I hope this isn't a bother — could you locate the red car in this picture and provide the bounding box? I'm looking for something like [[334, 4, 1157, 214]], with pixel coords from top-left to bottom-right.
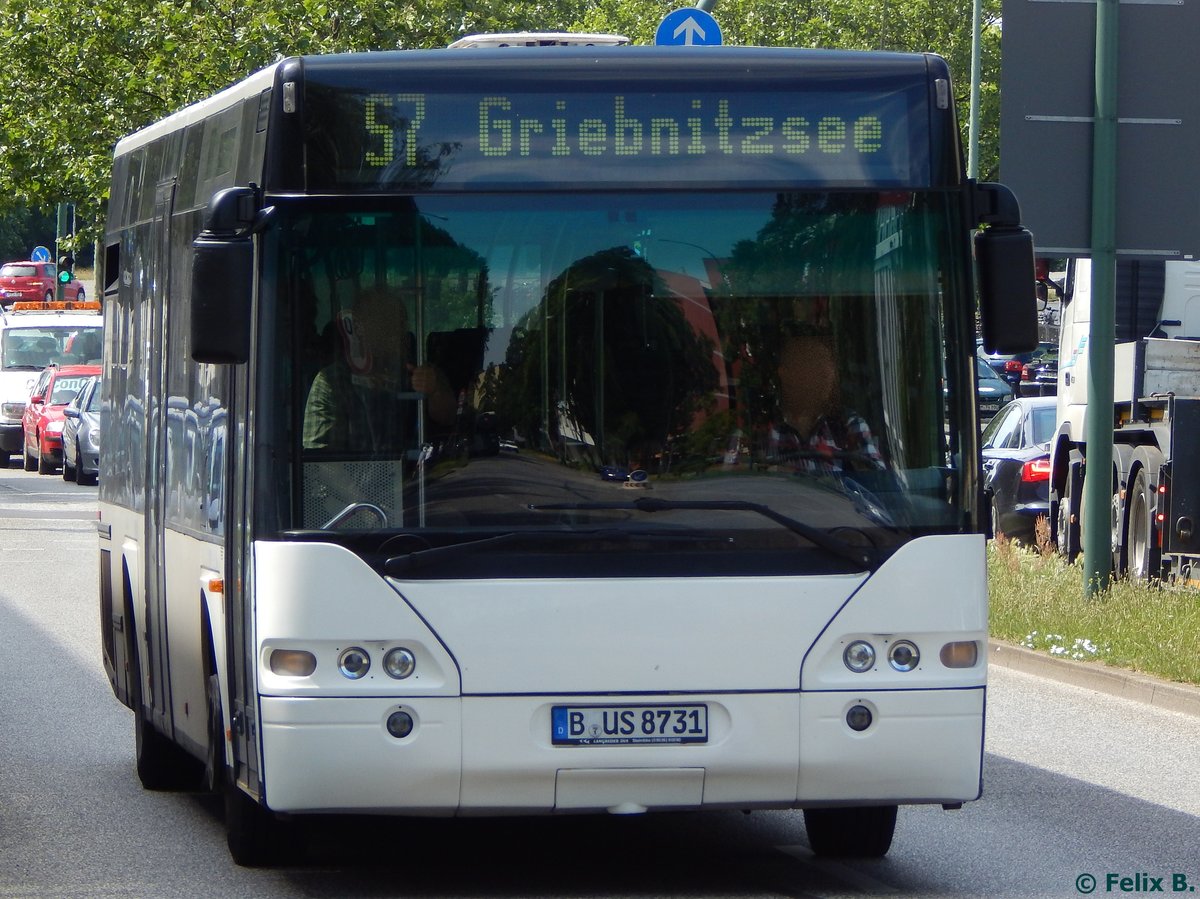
[[0, 261, 87, 307], [21, 364, 101, 473]]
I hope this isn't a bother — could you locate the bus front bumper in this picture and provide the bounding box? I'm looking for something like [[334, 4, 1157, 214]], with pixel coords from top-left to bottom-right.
[[257, 687, 984, 814]]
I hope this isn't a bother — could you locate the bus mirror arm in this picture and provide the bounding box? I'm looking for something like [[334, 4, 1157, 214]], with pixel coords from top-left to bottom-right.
[[973, 182, 1039, 355], [202, 185, 264, 238]]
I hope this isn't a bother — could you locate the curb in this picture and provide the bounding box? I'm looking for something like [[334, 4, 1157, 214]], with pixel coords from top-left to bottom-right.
[[988, 640, 1200, 718]]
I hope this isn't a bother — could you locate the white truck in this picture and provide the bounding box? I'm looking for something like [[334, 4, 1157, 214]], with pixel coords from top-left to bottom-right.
[[1050, 257, 1200, 580], [0, 304, 103, 468]]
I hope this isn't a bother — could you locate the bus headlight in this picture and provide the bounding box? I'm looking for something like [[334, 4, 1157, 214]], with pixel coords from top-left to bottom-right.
[[338, 647, 371, 679], [887, 640, 920, 672], [383, 647, 416, 679], [843, 640, 876, 672]]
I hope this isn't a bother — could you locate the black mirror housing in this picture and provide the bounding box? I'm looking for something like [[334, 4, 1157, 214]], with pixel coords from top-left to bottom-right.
[[189, 187, 260, 364], [973, 182, 1038, 354]]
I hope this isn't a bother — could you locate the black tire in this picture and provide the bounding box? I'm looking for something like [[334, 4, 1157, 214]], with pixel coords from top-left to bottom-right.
[[0, 451, 9, 468], [63, 450, 76, 481], [1056, 470, 1081, 563], [127, 603, 201, 791], [804, 805, 898, 858], [76, 288, 85, 302], [36, 439, 52, 475], [79, 466, 97, 486], [22, 444, 36, 471], [43, 290, 53, 303], [1127, 468, 1159, 581], [208, 671, 286, 865]]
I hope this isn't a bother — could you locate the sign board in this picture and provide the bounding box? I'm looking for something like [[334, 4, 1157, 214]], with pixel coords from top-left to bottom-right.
[[1000, 0, 1200, 259], [31, 246, 50, 262], [655, 8, 722, 46]]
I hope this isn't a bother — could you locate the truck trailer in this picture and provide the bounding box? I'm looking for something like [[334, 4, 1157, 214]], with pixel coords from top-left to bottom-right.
[[1051, 257, 1200, 581]]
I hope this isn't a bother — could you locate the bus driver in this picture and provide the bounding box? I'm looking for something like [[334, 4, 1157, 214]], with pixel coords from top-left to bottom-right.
[[302, 286, 456, 452]]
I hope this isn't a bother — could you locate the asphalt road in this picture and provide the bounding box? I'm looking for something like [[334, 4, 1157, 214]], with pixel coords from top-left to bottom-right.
[[1, 464, 1197, 897]]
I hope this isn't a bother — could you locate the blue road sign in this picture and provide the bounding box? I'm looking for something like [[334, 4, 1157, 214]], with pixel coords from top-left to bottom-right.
[[31, 245, 51, 262], [655, 8, 722, 46]]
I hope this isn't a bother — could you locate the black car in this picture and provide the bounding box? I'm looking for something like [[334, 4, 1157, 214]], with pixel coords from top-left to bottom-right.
[[979, 341, 1057, 389], [981, 396, 1057, 542], [1017, 346, 1058, 397]]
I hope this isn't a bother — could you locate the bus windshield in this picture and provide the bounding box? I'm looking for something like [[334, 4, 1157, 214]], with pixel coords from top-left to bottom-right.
[[262, 189, 967, 576]]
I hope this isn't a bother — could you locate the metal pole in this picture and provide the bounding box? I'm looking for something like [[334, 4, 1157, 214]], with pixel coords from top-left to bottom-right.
[[967, 0, 983, 179], [1083, 0, 1119, 595], [695, 0, 717, 10], [55, 202, 69, 301]]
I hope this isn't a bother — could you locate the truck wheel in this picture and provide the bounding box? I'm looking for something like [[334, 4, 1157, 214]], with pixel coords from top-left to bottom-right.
[[803, 805, 897, 857], [1127, 469, 1159, 580], [1057, 472, 1081, 563]]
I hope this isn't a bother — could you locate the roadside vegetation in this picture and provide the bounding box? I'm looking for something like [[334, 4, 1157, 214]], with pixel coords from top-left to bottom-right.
[[988, 519, 1200, 686]]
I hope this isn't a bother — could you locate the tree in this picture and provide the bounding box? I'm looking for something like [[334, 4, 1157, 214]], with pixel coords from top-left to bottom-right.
[[0, 0, 1001, 248]]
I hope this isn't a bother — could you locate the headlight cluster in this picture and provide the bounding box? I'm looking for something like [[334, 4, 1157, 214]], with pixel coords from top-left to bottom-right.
[[1, 402, 24, 421], [268, 645, 419, 680], [47, 420, 64, 434], [842, 638, 979, 673]]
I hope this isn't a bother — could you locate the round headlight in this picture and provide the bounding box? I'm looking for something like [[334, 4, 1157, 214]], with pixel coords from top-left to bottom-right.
[[383, 647, 416, 679], [337, 647, 371, 679], [843, 640, 876, 673], [888, 640, 921, 672]]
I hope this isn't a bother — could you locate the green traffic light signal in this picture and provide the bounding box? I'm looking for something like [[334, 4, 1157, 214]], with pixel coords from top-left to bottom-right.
[[59, 270, 72, 283]]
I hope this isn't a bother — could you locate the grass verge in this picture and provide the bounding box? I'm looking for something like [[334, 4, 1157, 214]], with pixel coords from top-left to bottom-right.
[[988, 524, 1200, 686]]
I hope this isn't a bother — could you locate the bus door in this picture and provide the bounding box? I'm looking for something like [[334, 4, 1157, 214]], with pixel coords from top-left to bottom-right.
[[142, 178, 177, 735]]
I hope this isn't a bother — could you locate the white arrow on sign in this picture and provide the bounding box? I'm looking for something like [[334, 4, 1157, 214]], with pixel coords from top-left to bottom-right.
[[673, 16, 708, 45]]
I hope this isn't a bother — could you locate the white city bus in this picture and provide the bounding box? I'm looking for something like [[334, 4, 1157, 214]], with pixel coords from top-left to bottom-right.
[[97, 37, 1036, 865]]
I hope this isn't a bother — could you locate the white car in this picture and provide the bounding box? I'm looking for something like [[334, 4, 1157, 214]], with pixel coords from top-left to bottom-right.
[[0, 307, 103, 467]]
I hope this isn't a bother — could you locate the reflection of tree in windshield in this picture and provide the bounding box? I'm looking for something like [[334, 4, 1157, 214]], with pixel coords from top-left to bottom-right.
[[495, 247, 717, 471]]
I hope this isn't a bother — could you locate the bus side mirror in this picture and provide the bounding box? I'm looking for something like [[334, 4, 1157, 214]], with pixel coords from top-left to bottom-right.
[[190, 187, 260, 364], [974, 182, 1038, 354]]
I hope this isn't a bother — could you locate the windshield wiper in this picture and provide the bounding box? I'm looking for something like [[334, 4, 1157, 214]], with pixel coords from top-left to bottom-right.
[[527, 497, 875, 569], [383, 527, 725, 575]]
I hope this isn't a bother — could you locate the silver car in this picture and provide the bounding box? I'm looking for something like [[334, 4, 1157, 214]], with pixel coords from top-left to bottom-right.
[[62, 374, 100, 485]]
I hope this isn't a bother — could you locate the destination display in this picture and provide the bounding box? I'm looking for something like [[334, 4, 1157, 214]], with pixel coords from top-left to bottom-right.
[[303, 84, 925, 189]]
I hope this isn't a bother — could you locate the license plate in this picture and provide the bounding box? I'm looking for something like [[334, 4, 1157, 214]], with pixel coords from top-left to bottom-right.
[[980, 402, 999, 412], [552, 704, 708, 745]]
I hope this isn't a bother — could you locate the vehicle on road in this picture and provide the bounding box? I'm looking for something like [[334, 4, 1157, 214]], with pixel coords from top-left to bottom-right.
[[979, 341, 1056, 388], [62, 374, 101, 485], [22, 363, 101, 474], [976, 357, 1014, 422], [0, 306, 103, 467], [97, 37, 1036, 865], [1018, 346, 1057, 397], [1051, 257, 1200, 581], [981, 395, 1056, 543], [0, 261, 87, 307]]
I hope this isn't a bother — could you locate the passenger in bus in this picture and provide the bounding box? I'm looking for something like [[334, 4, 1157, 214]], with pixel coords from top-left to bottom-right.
[[302, 286, 457, 452], [771, 333, 884, 474]]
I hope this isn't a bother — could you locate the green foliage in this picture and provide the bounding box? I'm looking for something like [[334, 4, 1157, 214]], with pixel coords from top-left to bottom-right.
[[0, 0, 1001, 245], [988, 536, 1200, 686]]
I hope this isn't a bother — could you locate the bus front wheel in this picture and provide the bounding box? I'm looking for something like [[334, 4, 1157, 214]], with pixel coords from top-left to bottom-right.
[[128, 600, 199, 790], [803, 805, 897, 858]]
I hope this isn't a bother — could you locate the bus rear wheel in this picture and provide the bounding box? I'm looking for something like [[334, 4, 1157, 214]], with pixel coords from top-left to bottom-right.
[[803, 805, 897, 857]]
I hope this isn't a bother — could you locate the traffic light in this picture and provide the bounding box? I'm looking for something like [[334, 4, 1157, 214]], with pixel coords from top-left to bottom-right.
[[57, 253, 75, 283]]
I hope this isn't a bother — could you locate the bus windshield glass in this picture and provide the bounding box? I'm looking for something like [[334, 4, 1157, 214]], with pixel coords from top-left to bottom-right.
[[263, 189, 967, 577]]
